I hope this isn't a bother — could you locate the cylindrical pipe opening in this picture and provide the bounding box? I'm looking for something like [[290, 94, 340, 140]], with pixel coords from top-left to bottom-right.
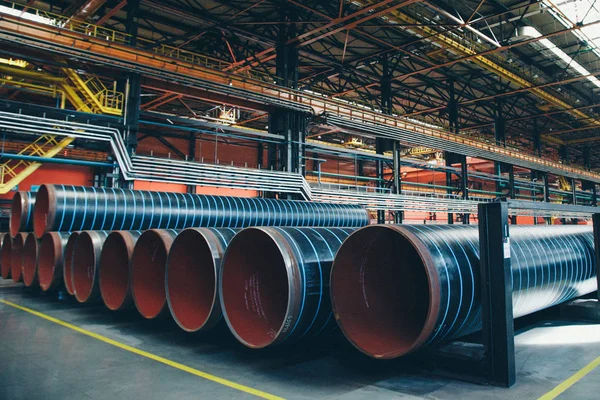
[[63, 232, 79, 296], [166, 229, 221, 332], [1, 234, 13, 279], [131, 230, 175, 319], [11, 233, 27, 283], [220, 228, 289, 349], [0, 235, 12, 279], [99, 231, 138, 311], [330, 226, 436, 359], [33, 184, 55, 239], [22, 233, 40, 288], [10, 192, 27, 238], [72, 231, 105, 303], [38, 232, 67, 292]]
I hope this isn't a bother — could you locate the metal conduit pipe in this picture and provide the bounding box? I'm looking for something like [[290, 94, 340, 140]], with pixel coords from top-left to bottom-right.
[[330, 225, 598, 359], [10, 191, 36, 238], [72, 231, 109, 303], [99, 231, 142, 311], [131, 229, 179, 319], [62, 233, 79, 296], [0, 233, 11, 279], [11, 233, 27, 283], [38, 232, 70, 292], [166, 228, 238, 332], [220, 227, 355, 349], [22, 233, 41, 288], [33, 184, 368, 238]]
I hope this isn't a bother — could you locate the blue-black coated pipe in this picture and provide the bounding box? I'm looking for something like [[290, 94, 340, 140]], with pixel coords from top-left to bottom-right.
[[33, 184, 369, 238], [166, 228, 238, 332], [72, 231, 109, 303], [331, 224, 597, 359], [220, 227, 355, 349], [10, 191, 36, 238], [99, 230, 142, 311]]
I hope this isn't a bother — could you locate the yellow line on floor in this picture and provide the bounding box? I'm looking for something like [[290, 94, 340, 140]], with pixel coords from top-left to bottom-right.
[[538, 355, 600, 400], [0, 299, 285, 400]]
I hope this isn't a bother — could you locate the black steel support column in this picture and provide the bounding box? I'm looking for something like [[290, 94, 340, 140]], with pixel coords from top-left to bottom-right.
[[187, 132, 196, 193], [269, 1, 304, 183], [543, 173, 550, 203], [594, 213, 600, 302], [257, 142, 264, 169], [508, 165, 517, 224], [478, 202, 516, 388], [494, 100, 506, 195], [448, 79, 459, 135], [572, 178, 577, 205], [393, 140, 403, 224], [124, 0, 141, 156], [376, 138, 386, 224], [445, 152, 454, 224], [460, 155, 469, 224], [594, 185, 598, 207]]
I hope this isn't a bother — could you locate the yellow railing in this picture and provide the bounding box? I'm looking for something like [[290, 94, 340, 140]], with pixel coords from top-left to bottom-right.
[[0, 134, 75, 193], [62, 68, 123, 115]]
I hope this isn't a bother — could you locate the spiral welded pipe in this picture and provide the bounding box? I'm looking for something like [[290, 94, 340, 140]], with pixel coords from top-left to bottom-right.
[[131, 229, 179, 319], [22, 233, 41, 288], [166, 228, 238, 332], [0, 233, 9, 279], [72, 231, 109, 303], [11, 233, 27, 283], [38, 232, 70, 292], [330, 224, 598, 359], [62, 232, 79, 295], [32, 184, 369, 238], [220, 227, 355, 349], [99, 230, 142, 311], [10, 191, 36, 238]]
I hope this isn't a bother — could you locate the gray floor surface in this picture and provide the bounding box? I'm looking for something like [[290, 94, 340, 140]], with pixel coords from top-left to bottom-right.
[[0, 278, 599, 400]]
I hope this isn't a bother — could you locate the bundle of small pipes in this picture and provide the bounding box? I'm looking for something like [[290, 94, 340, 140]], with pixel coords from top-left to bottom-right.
[[2, 184, 597, 359]]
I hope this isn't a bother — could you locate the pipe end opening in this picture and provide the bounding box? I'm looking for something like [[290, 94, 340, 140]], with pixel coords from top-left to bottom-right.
[[221, 228, 289, 349], [100, 232, 133, 311], [331, 226, 431, 359]]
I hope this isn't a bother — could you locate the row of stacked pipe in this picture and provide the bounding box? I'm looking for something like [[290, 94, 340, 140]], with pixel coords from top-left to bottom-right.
[[1, 184, 598, 359]]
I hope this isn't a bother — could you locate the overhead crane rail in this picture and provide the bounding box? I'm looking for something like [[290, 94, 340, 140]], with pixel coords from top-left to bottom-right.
[[0, 4, 599, 182]]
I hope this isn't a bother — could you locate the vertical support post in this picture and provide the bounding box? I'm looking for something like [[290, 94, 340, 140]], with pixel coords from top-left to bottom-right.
[[445, 152, 454, 224], [572, 178, 577, 205], [376, 138, 386, 224], [543, 173, 550, 203], [593, 185, 598, 207], [257, 142, 264, 168], [478, 202, 516, 388], [187, 132, 196, 194], [393, 140, 403, 224], [593, 213, 600, 302], [460, 155, 469, 224], [533, 121, 542, 157], [508, 165, 517, 224]]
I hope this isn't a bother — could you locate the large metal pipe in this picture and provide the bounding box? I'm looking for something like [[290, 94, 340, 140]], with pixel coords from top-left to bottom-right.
[[99, 230, 142, 311], [38, 232, 70, 292], [11, 233, 27, 283], [1, 233, 11, 279], [10, 191, 36, 238], [22, 233, 41, 288], [131, 229, 179, 319], [220, 227, 355, 349], [33, 184, 369, 238], [62, 232, 79, 295], [72, 231, 109, 303], [330, 225, 597, 359], [166, 228, 238, 332]]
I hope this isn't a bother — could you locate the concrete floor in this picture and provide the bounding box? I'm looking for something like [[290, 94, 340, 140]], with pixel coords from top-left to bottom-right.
[[0, 278, 599, 400]]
